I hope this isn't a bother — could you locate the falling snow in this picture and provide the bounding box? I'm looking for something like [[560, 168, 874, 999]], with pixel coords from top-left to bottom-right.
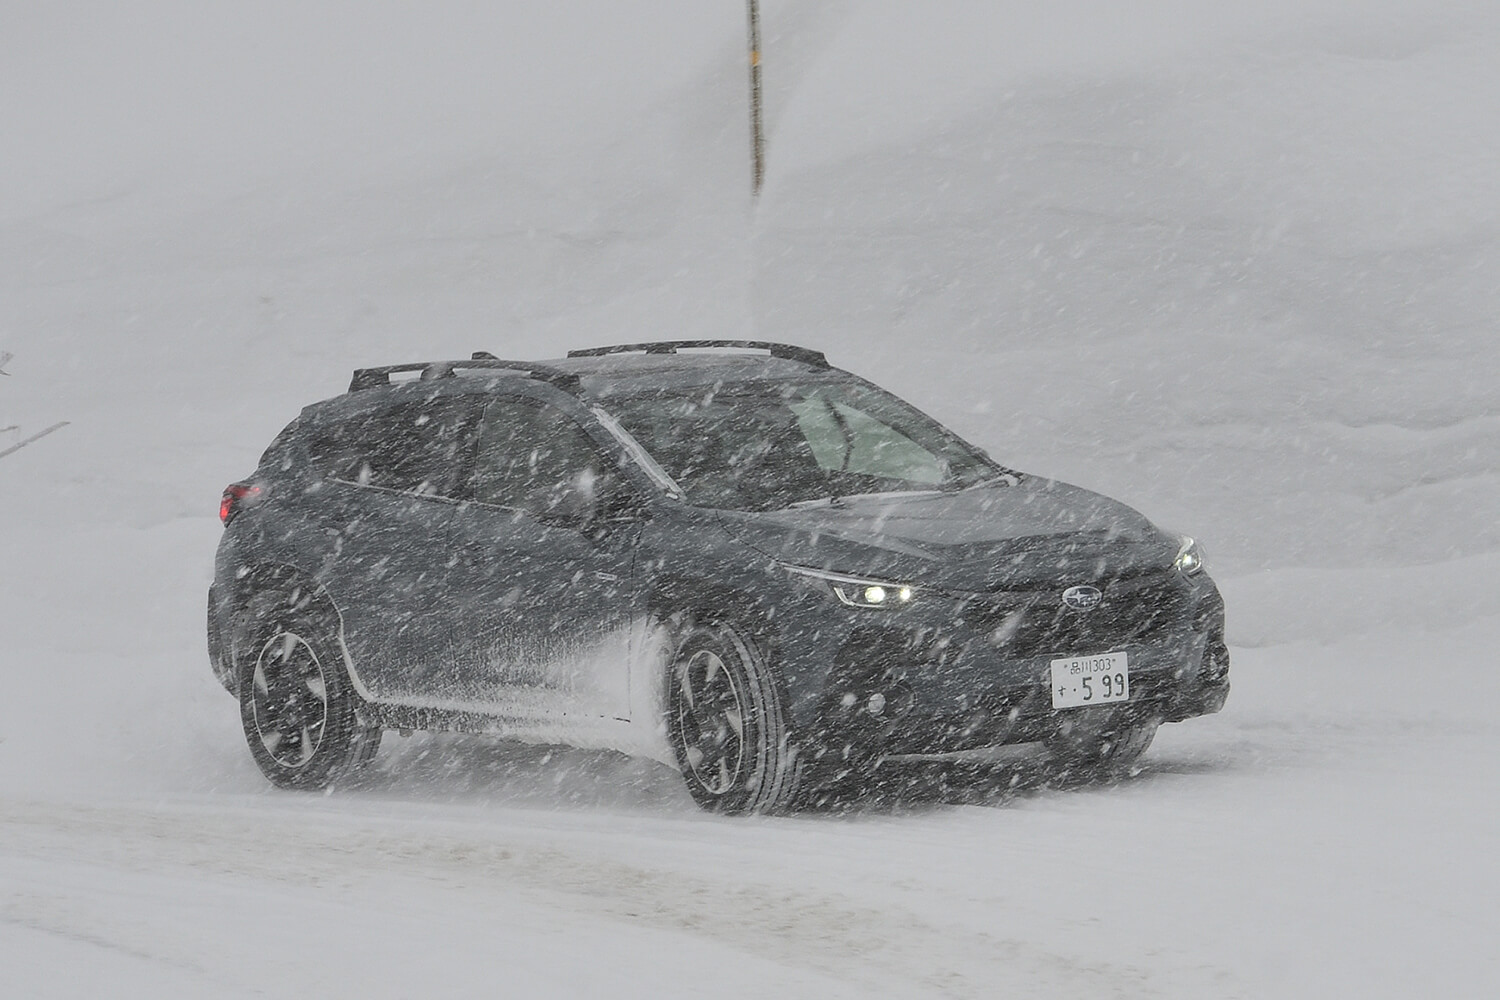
[[2, 2, 1498, 997]]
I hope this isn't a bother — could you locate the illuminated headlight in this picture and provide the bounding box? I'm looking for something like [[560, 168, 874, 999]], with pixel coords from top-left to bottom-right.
[[782, 565, 916, 608], [1174, 536, 1205, 576]]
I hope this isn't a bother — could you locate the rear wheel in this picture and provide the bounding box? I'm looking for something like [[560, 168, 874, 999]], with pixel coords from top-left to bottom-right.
[[239, 594, 380, 790], [667, 623, 804, 814]]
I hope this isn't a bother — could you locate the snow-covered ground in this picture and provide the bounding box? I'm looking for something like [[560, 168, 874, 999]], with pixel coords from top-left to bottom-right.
[[3, 2, 1497, 996]]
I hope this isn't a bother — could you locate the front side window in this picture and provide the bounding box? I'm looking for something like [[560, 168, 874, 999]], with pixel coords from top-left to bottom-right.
[[470, 398, 609, 520], [603, 379, 998, 511]]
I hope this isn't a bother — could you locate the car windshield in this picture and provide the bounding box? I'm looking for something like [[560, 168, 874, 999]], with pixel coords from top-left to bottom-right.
[[602, 378, 1002, 511]]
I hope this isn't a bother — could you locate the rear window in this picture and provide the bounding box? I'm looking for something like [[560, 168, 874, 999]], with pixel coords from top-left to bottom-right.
[[257, 418, 302, 473]]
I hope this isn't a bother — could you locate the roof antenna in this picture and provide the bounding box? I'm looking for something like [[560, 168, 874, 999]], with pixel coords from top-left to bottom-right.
[[472, 351, 498, 360]]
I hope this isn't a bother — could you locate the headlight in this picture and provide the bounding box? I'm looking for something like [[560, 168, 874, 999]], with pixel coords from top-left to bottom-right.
[[1174, 536, 1205, 575], [781, 564, 916, 608]]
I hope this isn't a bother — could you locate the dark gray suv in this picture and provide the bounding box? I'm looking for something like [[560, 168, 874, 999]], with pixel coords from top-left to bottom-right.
[[208, 341, 1228, 813]]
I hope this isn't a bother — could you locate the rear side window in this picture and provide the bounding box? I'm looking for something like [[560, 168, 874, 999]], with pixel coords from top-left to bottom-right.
[[310, 396, 478, 497]]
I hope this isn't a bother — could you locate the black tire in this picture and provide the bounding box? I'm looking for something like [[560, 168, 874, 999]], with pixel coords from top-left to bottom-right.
[[666, 622, 804, 815], [238, 593, 380, 790], [1046, 708, 1158, 774]]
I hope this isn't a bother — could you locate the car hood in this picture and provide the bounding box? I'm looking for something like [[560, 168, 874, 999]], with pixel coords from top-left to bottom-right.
[[714, 477, 1179, 591]]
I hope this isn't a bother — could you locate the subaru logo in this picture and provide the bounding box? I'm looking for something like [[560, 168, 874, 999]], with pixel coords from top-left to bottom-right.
[[1061, 585, 1102, 611]]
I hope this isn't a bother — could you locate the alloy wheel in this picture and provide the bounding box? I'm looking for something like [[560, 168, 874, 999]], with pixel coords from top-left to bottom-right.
[[677, 648, 748, 795], [250, 630, 330, 769]]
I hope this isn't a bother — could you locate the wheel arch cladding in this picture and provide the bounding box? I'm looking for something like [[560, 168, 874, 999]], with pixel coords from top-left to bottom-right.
[[226, 563, 348, 688], [647, 573, 818, 736]]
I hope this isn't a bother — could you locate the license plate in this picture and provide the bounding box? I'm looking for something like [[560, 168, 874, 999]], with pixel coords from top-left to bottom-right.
[[1050, 651, 1129, 709]]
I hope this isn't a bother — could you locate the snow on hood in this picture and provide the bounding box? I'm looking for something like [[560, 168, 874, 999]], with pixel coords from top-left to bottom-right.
[[715, 477, 1176, 591]]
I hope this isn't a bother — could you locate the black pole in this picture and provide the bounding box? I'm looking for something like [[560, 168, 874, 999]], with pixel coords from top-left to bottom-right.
[[748, 0, 764, 197]]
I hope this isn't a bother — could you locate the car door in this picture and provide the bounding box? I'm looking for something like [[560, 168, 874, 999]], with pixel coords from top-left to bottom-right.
[[444, 393, 645, 721], [303, 390, 481, 702]]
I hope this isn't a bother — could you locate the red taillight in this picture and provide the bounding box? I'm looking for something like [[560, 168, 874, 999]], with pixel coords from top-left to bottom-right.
[[219, 483, 262, 525]]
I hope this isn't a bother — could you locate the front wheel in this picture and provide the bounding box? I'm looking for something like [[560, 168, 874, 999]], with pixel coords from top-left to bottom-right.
[[239, 595, 380, 790], [667, 623, 804, 815]]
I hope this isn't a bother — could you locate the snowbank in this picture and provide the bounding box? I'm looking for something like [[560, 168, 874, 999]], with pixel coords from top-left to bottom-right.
[[5, 2, 1496, 643]]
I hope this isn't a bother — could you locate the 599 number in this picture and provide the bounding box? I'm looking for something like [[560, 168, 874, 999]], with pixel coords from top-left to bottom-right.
[[1081, 672, 1127, 701], [1049, 652, 1131, 709]]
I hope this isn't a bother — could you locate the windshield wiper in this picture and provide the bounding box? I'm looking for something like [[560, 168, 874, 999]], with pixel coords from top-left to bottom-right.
[[785, 489, 949, 510], [940, 469, 1020, 492]]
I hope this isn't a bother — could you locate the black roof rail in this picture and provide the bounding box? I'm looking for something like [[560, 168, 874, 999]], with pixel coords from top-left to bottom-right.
[[348, 358, 581, 393], [566, 340, 829, 369]]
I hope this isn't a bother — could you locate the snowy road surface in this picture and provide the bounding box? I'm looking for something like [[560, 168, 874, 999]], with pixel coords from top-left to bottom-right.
[[4, 610, 1496, 999]]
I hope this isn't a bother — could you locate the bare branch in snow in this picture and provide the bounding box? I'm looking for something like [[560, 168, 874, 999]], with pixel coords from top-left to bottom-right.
[[0, 421, 68, 460]]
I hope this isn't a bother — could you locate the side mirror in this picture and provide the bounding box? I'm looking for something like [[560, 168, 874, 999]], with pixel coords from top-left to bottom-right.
[[591, 467, 647, 523]]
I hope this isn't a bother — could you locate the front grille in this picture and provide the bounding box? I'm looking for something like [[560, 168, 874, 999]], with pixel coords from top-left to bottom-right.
[[964, 573, 1194, 658]]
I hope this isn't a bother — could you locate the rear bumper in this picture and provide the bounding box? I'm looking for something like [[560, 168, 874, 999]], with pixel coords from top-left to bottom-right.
[[206, 582, 237, 695]]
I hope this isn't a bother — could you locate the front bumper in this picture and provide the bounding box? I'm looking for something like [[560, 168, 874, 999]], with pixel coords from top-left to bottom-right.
[[778, 571, 1229, 759]]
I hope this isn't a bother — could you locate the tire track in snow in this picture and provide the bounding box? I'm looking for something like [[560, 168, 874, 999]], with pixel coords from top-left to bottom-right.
[[0, 797, 1174, 999]]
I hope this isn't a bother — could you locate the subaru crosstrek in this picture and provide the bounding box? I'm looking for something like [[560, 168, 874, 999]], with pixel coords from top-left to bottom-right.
[[208, 341, 1228, 813]]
